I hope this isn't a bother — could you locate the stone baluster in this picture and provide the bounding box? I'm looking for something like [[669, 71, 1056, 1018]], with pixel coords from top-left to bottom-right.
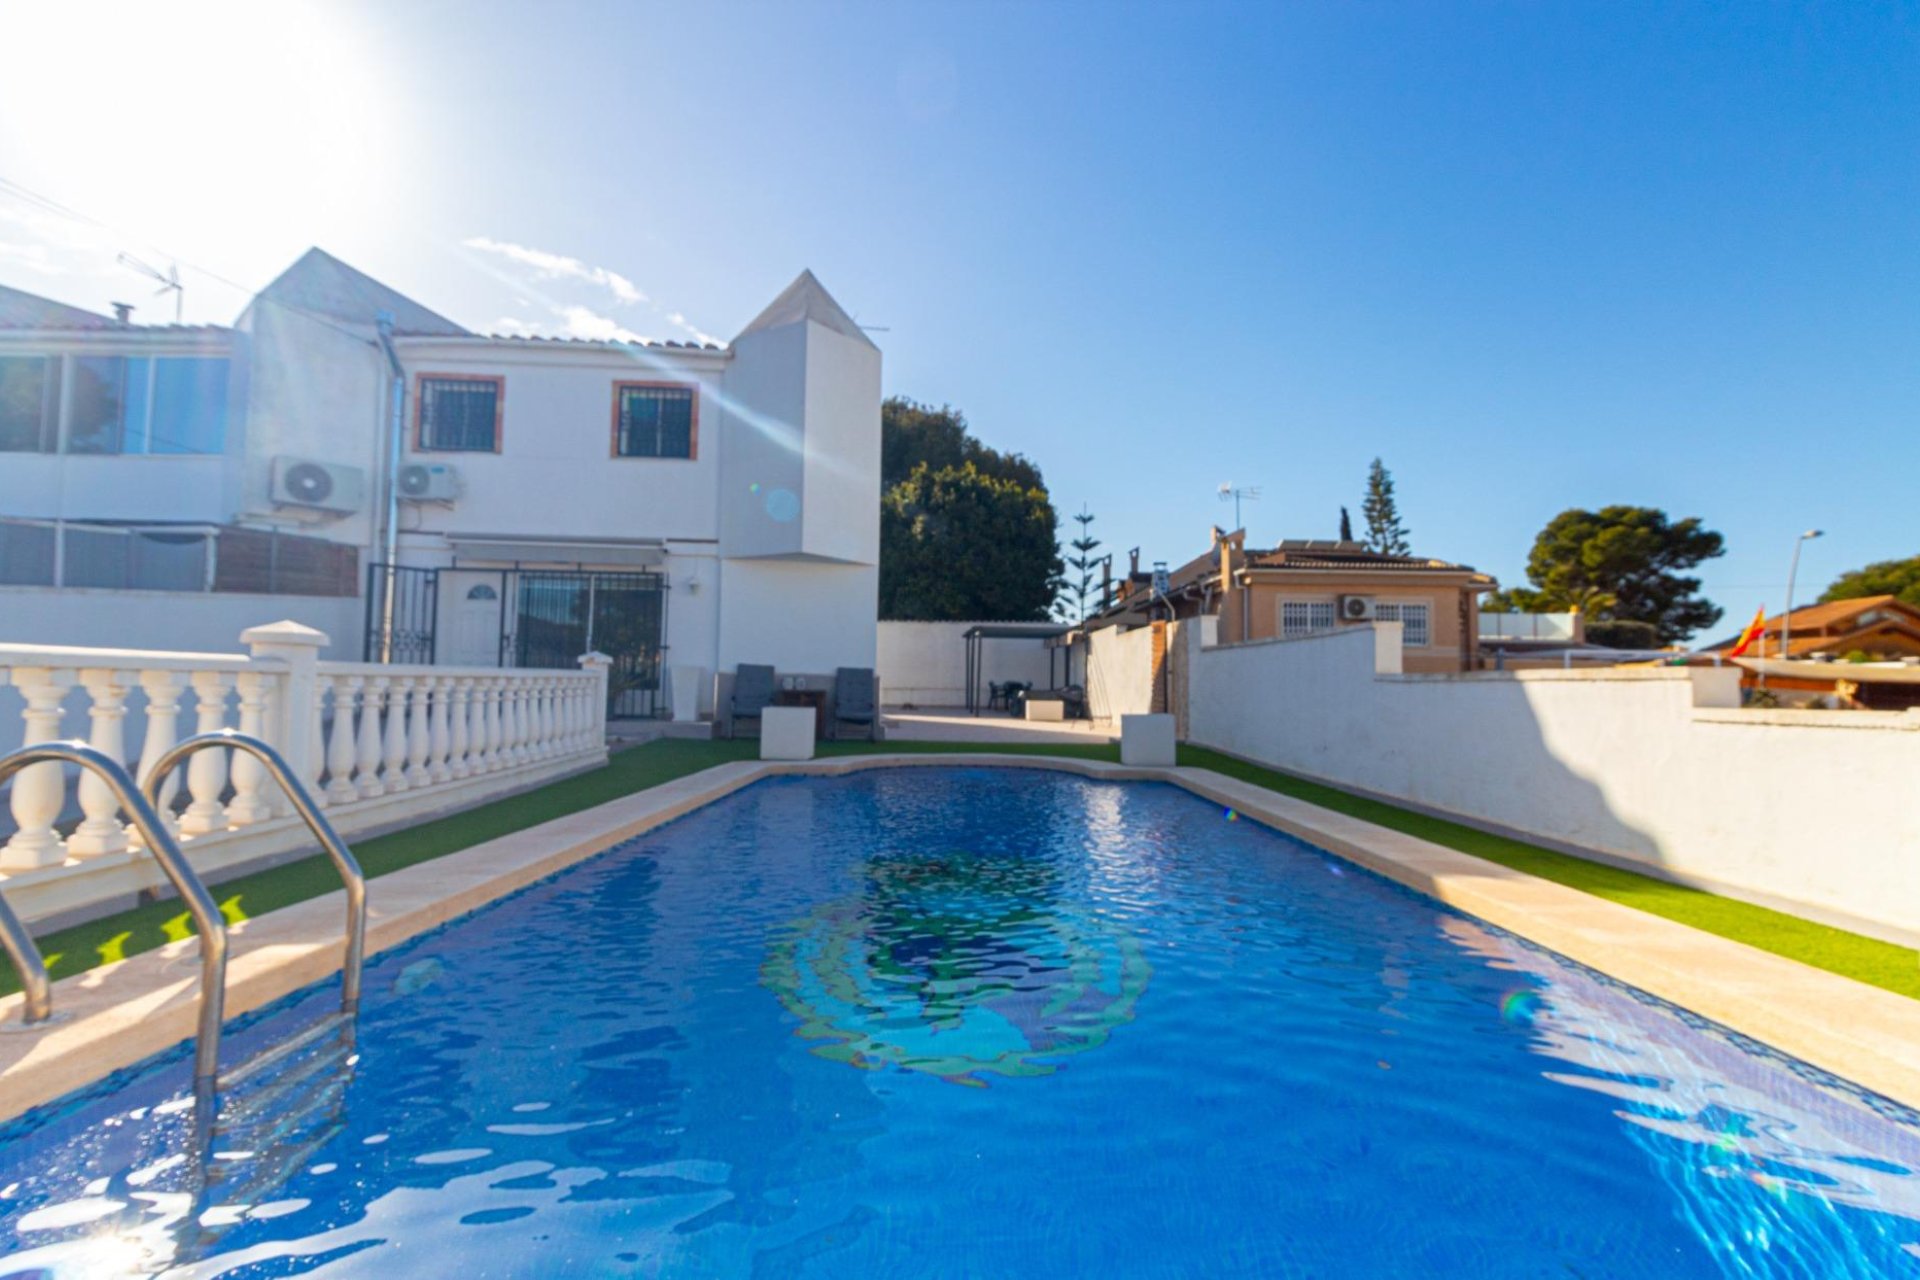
[[509, 681, 530, 765], [325, 676, 361, 805], [554, 678, 573, 754], [448, 678, 472, 780], [415, 676, 442, 788], [226, 671, 274, 826], [180, 671, 232, 836], [67, 669, 133, 857], [2, 667, 73, 870], [528, 678, 548, 759], [381, 676, 412, 794], [135, 669, 186, 839], [519, 679, 537, 761], [497, 680, 517, 768], [568, 678, 586, 752], [356, 676, 388, 799], [482, 678, 504, 773], [428, 675, 453, 786], [308, 682, 330, 809], [542, 677, 560, 756]]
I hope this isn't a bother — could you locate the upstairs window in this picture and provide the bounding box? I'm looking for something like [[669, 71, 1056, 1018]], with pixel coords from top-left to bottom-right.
[[613, 383, 696, 459], [0, 355, 57, 452], [61, 355, 230, 455], [417, 375, 502, 452]]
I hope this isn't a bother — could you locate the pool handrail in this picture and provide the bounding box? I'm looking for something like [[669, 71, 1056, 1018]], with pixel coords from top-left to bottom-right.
[[0, 878, 50, 1027], [143, 729, 367, 1013], [0, 740, 229, 1081]]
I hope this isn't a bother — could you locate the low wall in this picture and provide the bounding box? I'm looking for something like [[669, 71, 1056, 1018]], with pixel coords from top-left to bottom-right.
[[876, 621, 1060, 707], [1187, 625, 1920, 944], [1085, 625, 1157, 720]]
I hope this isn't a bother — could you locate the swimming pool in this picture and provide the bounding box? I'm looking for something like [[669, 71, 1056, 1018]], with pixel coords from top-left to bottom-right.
[[2, 767, 1916, 1277]]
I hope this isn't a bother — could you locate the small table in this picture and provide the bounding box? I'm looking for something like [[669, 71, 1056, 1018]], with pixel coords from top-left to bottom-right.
[[773, 689, 826, 738]]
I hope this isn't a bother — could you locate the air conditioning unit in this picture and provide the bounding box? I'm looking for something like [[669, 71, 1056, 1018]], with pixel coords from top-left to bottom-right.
[[398, 462, 461, 502], [271, 456, 365, 514], [1339, 594, 1376, 622]]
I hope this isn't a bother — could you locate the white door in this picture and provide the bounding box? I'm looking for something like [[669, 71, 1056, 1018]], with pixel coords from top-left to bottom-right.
[[446, 579, 504, 667]]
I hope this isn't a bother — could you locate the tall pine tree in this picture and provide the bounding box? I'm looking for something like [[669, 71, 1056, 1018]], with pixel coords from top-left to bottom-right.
[[1064, 506, 1102, 622], [1361, 458, 1411, 556]]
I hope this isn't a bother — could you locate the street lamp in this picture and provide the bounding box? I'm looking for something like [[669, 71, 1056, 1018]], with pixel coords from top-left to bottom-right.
[[1780, 529, 1824, 661]]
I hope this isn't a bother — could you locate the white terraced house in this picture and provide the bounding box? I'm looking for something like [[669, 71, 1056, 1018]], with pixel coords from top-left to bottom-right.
[[0, 251, 883, 721]]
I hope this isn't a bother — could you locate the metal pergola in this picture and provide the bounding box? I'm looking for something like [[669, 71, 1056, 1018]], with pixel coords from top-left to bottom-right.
[[962, 623, 1072, 715]]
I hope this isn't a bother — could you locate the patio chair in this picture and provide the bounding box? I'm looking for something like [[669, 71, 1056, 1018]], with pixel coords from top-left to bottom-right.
[[1006, 681, 1031, 716], [1061, 684, 1088, 720], [728, 663, 777, 738], [830, 667, 879, 741]]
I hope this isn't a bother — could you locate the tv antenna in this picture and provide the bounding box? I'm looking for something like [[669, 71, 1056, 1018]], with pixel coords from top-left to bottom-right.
[[116, 252, 183, 322], [1217, 483, 1261, 531]]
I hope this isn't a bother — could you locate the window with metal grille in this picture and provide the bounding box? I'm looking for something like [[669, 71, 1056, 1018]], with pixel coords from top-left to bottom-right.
[[1280, 600, 1336, 639], [417, 376, 501, 452], [613, 383, 695, 459], [1376, 602, 1431, 646]]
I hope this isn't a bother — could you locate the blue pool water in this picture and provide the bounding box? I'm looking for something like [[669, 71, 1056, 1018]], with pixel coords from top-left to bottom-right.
[[2, 768, 1918, 1277]]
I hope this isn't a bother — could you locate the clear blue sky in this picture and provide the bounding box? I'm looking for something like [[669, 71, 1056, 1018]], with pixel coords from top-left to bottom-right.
[[2, 1, 1914, 637]]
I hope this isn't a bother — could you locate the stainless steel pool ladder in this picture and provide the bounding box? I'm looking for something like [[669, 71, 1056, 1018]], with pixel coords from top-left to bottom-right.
[[143, 730, 367, 1016], [0, 730, 367, 1085], [0, 741, 229, 1082]]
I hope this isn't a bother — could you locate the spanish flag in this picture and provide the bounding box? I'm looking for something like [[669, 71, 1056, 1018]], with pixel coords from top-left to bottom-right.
[[1726, 606, 1768, 658]]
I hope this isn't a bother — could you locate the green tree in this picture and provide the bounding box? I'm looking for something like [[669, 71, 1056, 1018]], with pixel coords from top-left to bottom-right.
[[1361, 458, 1410, 556], [881, 463, 1064, 621], [1512, 506, 1725, 644], [882, 397, 1042, 491], [1819, 554, 1920, 608], [1063, 506, 1102, 622]]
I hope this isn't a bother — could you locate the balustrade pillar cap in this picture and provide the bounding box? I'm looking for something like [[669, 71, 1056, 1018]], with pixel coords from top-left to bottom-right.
[[578, 652, 613, 668], [241, 620, 330, 648]]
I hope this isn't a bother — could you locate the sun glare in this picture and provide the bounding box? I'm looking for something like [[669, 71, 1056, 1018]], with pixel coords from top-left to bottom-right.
[[0, 0, 406, 314]]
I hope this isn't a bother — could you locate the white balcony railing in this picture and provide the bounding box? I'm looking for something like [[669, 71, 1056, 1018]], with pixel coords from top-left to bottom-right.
[[0, 621, 610, 926]]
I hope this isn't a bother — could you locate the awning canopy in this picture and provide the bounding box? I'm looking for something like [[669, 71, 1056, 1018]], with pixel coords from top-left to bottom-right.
[[449, 535, 666, 568], [961, 623, 1071, 640], [962, 622, 1073, 715]]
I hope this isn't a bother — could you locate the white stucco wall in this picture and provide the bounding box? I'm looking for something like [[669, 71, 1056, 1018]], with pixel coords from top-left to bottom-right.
[[0, 587, 361, 659], [797, 320, 882, 564], [1085, 626, 1158, 720], [719, 321, 809, 559], [716, 559, 878, 675], [236, 302, 387, 547], [1186, 625, 1920, 943], [875, 622, 1060, 707], [390, 342, 728, 544]]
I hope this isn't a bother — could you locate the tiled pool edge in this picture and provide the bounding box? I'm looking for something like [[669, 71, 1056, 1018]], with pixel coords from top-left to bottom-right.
[[0, 752, 1914, 1124]]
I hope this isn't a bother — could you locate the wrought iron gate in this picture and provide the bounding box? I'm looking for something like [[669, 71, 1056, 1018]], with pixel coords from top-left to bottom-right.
[[365, 565, 668, 718]]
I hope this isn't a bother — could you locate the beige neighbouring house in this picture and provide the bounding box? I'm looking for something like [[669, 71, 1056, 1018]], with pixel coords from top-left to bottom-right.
[[1096, 531, 1496, 674]]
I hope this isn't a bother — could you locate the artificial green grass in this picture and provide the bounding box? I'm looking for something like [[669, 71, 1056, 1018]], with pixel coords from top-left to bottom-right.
[[8, 736, 1914, 1005], [1175, 744, 1920, 1001]]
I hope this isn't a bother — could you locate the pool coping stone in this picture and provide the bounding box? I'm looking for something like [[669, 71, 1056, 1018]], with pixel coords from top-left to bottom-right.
[[0, 753, 1915, 1124]]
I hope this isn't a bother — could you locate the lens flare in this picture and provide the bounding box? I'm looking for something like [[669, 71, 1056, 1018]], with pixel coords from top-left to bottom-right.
[[1500, 988, 1546, 1025]]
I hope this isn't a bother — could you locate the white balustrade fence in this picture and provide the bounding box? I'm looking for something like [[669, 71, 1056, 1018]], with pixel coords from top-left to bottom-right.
[[0, 620, 611, 926]]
